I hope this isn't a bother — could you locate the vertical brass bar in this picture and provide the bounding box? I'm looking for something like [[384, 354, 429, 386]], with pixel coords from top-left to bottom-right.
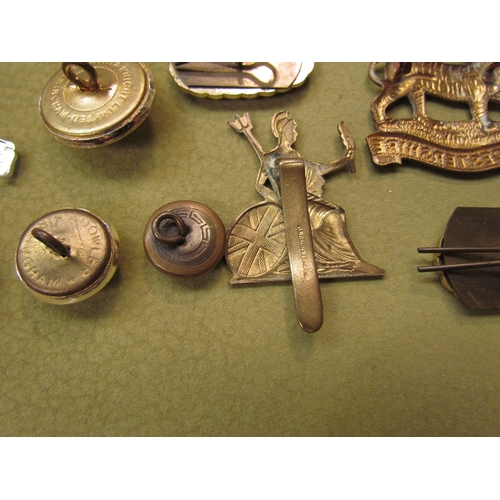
[[278, 158, 323, 332]]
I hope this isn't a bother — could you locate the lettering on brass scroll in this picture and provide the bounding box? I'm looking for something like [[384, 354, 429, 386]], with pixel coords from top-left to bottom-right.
[[366, 62, 500, 172], [226, 111, 385, 332]]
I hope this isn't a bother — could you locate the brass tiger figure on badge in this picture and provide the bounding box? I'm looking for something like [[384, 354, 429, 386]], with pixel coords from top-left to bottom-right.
[[369, 62, 500, 132]]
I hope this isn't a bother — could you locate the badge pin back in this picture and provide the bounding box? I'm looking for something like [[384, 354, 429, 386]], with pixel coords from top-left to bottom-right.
[[418, 207, 500, 308], [40, 62, 156, 147], [169, 62, 313, 99]]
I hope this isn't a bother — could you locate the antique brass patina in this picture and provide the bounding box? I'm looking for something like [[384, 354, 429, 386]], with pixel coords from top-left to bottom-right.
[[169, 63, 313, 99], [226, 111, 385, 332], [15, 208, 120, 304], [366, 62, 500, 172], [40, 62, 156, 147], [144, 201, 226, 278], [418, 207, 500, 309]]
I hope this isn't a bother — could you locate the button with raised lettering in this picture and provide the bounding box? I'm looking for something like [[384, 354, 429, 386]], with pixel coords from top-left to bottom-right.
[[15, 208, 120, 304], [40, 62, 156, 147], [144, 201, 226, 278]]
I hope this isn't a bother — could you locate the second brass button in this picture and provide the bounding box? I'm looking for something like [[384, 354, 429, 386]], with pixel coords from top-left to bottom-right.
[[144, 201, 225, 278]]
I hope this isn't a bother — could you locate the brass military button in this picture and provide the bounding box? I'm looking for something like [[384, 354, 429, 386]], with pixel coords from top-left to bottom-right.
[[144, 201, 225, 278], [40, 62, 156, 147], [15, 208, 120, 304]]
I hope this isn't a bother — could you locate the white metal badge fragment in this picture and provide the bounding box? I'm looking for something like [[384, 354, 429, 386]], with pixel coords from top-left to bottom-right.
[[0, 139, 16, 177]]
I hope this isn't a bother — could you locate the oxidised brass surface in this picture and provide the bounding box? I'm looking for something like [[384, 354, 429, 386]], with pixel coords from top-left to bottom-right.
[[15, 208, 120, 304], [40, 63, 156, 147], [367, 62, 500, 172], [144, 201, 226, 278], [278, 158, 323, 333], [226, 111, 385, 332], [169, 62, 313, 99]]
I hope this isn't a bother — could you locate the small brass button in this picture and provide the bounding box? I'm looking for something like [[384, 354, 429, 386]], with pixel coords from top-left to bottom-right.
[[40, 62, 156, 147], [15, 208, 120, 304], [144, 201, 225, 278]]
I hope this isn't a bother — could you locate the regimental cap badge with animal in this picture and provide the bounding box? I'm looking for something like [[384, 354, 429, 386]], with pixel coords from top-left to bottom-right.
[[366, 62, 500, 172], [226, 111, 385, 333]]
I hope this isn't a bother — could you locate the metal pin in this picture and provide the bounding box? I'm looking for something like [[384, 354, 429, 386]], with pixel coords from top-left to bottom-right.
[[417, 246, 500, 272], [418, 247, 500, 254], [31, 227, 70, 257], [418, 261, 500, 272]]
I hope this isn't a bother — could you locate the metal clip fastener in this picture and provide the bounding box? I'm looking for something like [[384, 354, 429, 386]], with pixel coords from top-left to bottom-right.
[[417, 207, 500, 308], [169, 62, 313, 99]]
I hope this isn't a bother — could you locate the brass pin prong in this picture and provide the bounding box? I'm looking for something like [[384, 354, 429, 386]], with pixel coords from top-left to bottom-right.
[[418, 260, 500, 273], [418, 246, 500, 271]]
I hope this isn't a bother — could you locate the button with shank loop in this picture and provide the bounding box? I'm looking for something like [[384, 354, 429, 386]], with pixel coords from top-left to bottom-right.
[[144, 201, 226, 278], [15, 208, 120, 304], [40, 62, 156, 147]]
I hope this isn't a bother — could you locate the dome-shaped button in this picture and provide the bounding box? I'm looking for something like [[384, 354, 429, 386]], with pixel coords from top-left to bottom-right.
[[144, 201, 225, 278], [15, 208, 120, 304], [40, 62, 156, 147]]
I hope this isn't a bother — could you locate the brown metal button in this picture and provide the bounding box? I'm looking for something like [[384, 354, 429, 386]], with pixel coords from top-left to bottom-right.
[[144, 201, 225, 278], [40, 62, 156, 147], [15, 208, 120, 304]]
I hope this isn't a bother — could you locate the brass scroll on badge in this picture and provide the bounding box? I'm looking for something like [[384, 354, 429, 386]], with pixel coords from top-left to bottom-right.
[[366, 62, 500, 172], [226, 111, 385, 332]]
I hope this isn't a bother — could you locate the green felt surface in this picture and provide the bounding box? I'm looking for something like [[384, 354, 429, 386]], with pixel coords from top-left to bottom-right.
[[1, 63, 500, 436]]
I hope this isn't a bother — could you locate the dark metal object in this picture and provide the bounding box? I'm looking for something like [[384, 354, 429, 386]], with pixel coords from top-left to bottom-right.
[[417, 207, 500, 308], [144, 201, 226, 278]]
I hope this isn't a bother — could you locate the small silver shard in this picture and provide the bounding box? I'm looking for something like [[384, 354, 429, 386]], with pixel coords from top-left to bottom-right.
[[0, 139, 17, 177]]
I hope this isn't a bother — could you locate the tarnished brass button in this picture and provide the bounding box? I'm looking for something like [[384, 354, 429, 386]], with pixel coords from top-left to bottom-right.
[[144, 201, 225, 278], [15, 208, 120, 304], [40, 62, 156, 147]]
